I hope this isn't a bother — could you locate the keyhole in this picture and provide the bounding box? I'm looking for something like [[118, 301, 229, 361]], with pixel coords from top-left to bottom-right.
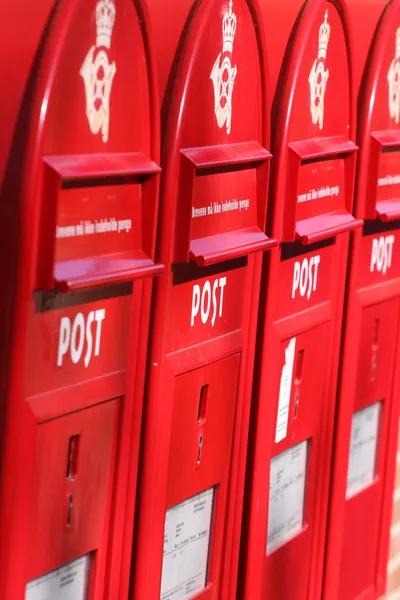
[[67, 494, 74, 528], [197, 435, 204, 466]]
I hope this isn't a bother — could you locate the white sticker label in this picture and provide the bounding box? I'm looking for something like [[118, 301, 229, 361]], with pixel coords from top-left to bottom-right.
[[25, 556, 90, 600], [346, 403, 381, 498], [161, 488, 214, 600], [275, 338, 296, 443], [267, 441, 308, 555]]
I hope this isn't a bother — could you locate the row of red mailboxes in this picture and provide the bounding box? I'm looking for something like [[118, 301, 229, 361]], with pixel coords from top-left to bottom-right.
[[0, 0, 399, 598]]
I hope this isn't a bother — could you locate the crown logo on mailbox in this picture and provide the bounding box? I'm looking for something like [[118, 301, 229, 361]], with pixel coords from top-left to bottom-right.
[[222, 0, 237, 54], [318, 10, 331, 59], [80, 0, 117, 143], [96, 0, 116, 49], [387, 27, 400, 124], [308, 9, 330, 130], [210, 1, 238, 135]]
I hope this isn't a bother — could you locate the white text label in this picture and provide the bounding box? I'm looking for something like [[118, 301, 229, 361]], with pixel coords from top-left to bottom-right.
[[191, 278, 227, 327], [292, 256, 321, 300], [370, 235, 395, 275], [57, 309, 106, 368]]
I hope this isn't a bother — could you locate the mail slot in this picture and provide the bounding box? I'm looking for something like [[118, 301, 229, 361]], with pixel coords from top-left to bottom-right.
[[239, 1, 361, 599], [0, 1, 162, 598], [323, 2, 400, 598], [130, 1, 276, 599]]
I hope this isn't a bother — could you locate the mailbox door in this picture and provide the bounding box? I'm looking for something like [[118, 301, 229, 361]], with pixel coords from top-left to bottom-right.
[[0, 1, 161, 598], [161, 355, 240, 599], [323, 3, 400, 599], [338, 293, 400, 600], [240, 1, 359, 599], [264, 321, 331, 599], [131, 1, 274, 599]]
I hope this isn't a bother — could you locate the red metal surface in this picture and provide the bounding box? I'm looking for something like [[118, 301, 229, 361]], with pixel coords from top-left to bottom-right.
[[131, 1, 274, 599], [324, 1, 400, 598], [0, 0, 161, 598], [240, 1, 360, 599]]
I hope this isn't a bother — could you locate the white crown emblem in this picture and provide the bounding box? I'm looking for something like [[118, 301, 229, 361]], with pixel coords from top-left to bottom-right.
[[387, 27, 400, 124], [222, 0, 237, 54], [318, 10, 331, 59], [96, 0, 116, 49]]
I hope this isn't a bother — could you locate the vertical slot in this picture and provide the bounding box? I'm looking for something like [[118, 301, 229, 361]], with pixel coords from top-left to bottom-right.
[[371, 319, 380, 382], [294, 350, 305, 420], [295, 350, 305, 381], [66, 435, 80, 479], [198, 385, 209, 423]]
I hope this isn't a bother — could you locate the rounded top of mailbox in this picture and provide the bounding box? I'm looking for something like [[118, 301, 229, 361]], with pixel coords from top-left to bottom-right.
[[278, 0, 352, 142], [163, 0, 268, 152], [11, 0, 161, 294], [158, 0, 273, 265], [37, 0, 156, 157], [360, 1, 400, 133], [356, 0, 400, 221], [269, 0, 361, 244]]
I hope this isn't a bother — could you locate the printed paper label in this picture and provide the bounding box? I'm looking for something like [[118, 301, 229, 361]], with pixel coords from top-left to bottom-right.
[[161, 488, 214, 600], [25, 556, 90, 600], [267, 441, 308, 555], [275, 338, 296, 443], [346, 403, 381, 498]]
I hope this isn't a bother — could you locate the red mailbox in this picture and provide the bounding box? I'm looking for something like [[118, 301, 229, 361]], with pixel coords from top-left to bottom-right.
[[324, 2, 400, 598], [130, 1, 276, 599], [239, 1, 362, 599], [0, 1, 162, 598]]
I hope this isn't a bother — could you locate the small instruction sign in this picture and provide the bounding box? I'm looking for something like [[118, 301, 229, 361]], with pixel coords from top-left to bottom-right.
[[161, 488, 214, 600], [25, 555, 90, 600], [267, 441, 308, 555], [346, 402, 381, 498]]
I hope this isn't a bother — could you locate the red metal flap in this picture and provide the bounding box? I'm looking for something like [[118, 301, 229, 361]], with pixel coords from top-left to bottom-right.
[[366, 131, 400, 221], [189, 227, 278, 266], [54, 251, 164, 292], [295, 209, 363, 245], [282, 136, 359, 243], [37, 153, 163, 292], [175, 142, 273, 264], [376, 200, 400, 222], [181, 142, 271, 169], [289, 136, 358, 161], [44, 152, 161, 181], [371, 130, 400, 149]]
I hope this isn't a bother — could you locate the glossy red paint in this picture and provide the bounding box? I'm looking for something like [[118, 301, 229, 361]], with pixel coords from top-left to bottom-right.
[[240, 1, 361, 599], [324, 2, 400, 598], [131, 1, 275, 599], [0, 0, 161, 598]]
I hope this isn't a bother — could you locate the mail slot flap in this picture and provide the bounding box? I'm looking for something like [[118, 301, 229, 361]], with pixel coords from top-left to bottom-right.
[[182, 141, 272, 169], [283, 136, 361, 244], [175, 142, 276, 264], [28, 400, 117, 580], [37, 153, 164, 292], [367, 130, 400, 221], [43, 152, 161, 180], [289, 137, 358, 161], [190, 227, 273, 267]]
